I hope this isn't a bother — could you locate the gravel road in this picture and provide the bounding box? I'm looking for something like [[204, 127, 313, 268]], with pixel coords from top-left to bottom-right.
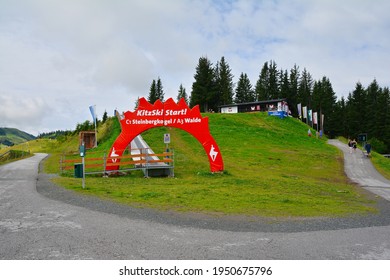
[[1, 142, 390, 259]]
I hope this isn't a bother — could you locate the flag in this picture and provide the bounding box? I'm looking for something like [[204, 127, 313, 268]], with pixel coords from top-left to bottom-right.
[[89, 105, 98, 147], [302, 106, 307, 119], [89, 105, 97, 125], [313, 112, 318, 125], [297, 103, 302, 117], [308, 109, 312, 122]]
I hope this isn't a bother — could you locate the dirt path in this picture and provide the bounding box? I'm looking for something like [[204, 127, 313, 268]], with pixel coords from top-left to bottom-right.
[[328, 139, 390, 201]]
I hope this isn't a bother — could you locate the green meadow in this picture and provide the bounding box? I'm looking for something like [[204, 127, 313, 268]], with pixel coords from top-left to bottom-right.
[[7, 113, 389, 217]]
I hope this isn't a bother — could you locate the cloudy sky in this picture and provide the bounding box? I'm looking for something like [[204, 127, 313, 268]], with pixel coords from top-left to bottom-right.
[[1, 0, 389, 135]]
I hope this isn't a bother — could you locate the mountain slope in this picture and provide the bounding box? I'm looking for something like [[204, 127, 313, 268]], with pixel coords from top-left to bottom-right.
[[0, 127, 36, 146]]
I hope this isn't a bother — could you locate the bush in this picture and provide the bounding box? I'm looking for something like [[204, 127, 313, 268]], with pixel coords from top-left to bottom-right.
[[0, 150, 31, 163], [369, 137, 387, 154]]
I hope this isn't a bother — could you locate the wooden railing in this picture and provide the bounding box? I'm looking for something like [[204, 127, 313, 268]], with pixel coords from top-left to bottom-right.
[[60, 149, 174, 177]]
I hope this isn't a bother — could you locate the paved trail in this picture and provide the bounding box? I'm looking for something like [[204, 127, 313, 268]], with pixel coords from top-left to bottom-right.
[[328, 139, 390, 201], [1, 149, 390, 259]]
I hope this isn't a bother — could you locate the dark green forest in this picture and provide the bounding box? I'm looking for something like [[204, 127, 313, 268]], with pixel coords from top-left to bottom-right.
[[147, 57, 390, 153]]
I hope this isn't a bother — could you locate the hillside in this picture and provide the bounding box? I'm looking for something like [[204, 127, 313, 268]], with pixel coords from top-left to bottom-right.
[[37, 112, 378, 218], [0, 127, 36, 147]]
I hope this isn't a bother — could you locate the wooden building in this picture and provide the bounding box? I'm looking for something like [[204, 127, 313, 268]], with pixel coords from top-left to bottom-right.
[[219, 99, 288, 114], [79, 131, 96, 149]]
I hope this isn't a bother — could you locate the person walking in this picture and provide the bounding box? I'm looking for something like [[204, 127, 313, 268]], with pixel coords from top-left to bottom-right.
[[348, 138, 353, 153], [365, 142, 372, 157], [351, 139, 357, 152]]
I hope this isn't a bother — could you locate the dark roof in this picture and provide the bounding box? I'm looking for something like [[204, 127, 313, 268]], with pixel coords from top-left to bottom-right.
[[219, 98, 287, 108]]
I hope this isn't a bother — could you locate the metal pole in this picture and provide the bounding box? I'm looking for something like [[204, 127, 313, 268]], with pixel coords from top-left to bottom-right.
[[82, 156, 85, 189], [93, 105, 98, 148], [94, 123, 97, 148]]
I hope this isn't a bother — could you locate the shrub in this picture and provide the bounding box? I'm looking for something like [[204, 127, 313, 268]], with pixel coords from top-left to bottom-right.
[[369, 137, 387, 154]]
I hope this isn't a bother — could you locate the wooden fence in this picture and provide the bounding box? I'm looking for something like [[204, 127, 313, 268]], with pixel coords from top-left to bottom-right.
[[60, 148, 174, 177]]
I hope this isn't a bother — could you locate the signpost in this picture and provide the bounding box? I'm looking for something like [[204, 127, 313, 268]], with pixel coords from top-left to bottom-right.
[[164, 133, 171, 161], [358, 133, 367, 148], [164, 133, 170, 144], [79, 143, 86, 189], [358, 133, 368, 155], [358, 133, 367, 142]]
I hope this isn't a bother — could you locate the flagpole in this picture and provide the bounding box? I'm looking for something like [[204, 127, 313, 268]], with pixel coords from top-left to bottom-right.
[[89, 105, 98, 148], [94, 105, 97, 147]]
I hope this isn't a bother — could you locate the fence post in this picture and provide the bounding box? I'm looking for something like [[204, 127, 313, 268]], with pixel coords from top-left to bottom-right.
[[171, 149, 175, 177], [145, 148, 149, 178], [60, 154, 64, 174], [103, 152, 107, 175]]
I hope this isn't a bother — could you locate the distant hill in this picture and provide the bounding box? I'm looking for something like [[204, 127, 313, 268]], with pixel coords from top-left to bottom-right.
[[0, 127, 36, 147]]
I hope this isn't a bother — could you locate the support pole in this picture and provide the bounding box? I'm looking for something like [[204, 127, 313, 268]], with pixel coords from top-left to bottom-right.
[[82, 156, 85, 189]]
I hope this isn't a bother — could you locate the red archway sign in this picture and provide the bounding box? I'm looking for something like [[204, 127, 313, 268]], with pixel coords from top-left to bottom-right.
[[106, 97, 224, 173]]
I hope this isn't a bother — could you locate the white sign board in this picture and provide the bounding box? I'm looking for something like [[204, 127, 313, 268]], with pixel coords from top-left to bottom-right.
[[221, 106, 238, 114], [164, 133, 171, 144]]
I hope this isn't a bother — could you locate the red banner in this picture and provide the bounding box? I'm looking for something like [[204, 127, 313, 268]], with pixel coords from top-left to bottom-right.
[[107, 98, 224, 173]]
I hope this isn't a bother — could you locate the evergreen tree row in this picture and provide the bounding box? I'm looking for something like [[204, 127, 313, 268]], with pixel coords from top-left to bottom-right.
[[189, 56, 233, 112], [147, 77, 165, 104], [143, 57, 390, 153], [333, 80, 390, 153]]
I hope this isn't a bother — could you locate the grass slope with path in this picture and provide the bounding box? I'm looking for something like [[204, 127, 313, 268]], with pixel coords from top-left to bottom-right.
[[7, 113, 384, 217]]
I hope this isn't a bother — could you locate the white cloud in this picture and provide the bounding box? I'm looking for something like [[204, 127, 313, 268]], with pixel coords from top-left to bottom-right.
[[0, 0, 389, 135], [0, 94, 50, 131]]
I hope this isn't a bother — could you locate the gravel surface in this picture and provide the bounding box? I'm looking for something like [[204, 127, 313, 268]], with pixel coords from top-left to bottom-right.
[[37, 141, 390, 233]]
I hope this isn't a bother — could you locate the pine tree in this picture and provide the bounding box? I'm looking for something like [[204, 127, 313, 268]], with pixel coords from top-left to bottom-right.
[[333, 97, 348, 136], [279, 69, 291, 101], [268, 60, 279, 99], [177, 84, 189, 104], [366, 79, 382, 138], [147, 78, 164, 103], [379, 86, 390, 150], [215, 56, 234, 107], [235, 73, 255, 103], [255, 60, 280, 101], [289, 65, 300, 116], [156, 77, 164, 102], [102, 110, 108, 123], [255, 61, 269, 101], [190, 56, 216, 112], [312, 76, 337, 133], [297, 68, 313, 107], [345, 82, 367, 137], [134, 97, 140, 110], [148, 80, 158, 103]]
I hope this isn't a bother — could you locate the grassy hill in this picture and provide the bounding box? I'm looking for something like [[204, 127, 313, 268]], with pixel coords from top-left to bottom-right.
[[0, 127, 36, 147], [0, 127, 35, 164], [48, 114, 385, 217], [6, 113, 382, 217]]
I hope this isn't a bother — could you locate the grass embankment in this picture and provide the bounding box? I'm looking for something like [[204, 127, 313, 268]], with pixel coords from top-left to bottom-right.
[[371, 154, 390, 180], [6, 114, 387, 217], [0, 149, 32, 165], [27, 113, 379, 218], [336, 136, 390, 181]]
